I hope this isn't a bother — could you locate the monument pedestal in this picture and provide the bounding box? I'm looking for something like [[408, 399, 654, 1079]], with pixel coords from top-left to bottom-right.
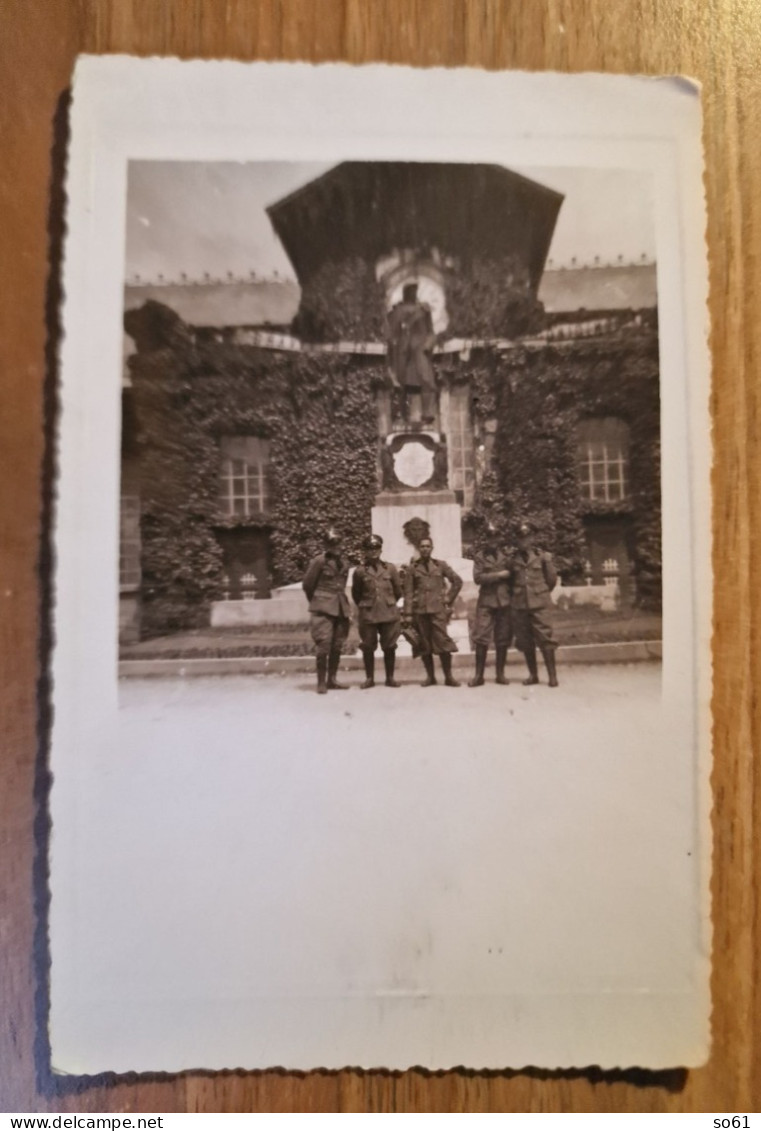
[[372, 490, 463, 566], [372, 488, 475, 656]]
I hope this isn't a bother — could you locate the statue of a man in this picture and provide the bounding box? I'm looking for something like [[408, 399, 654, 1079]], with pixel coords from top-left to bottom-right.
[[386, 282, 438, 425]]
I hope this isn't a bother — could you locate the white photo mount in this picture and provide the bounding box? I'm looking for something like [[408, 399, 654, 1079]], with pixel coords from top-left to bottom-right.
[[50, 58, 712, 1073]]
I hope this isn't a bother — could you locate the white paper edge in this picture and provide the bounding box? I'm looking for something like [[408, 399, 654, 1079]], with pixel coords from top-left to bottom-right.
[[48, 58, 713, 1073]]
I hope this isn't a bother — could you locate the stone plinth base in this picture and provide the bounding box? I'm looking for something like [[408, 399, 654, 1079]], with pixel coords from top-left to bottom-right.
[[211, 584, 308, 627], [372, 490, 462, 565]]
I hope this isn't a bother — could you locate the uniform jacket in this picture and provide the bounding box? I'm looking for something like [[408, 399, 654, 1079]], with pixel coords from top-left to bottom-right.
[[302, 552, 351, 618], [510, 548, 558, 611], [473, 547, 512, 609], [386, 300, 436, 390], [352, 560, 402, 623], [403, 556, 463, 617]]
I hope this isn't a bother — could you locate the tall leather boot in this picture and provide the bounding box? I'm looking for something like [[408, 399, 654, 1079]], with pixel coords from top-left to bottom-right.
[[316, 654, 328, 695], [383, 649, 401, 688], [360, 649, 375, 689], [495, 645, 509, 685], [522, 647, 539, 686], [468, 644, 487, 687], [543, 647, 559, 688], [420, 654, 437, 687], [441, 652, 461, 688], [327, 648, 350, 690]]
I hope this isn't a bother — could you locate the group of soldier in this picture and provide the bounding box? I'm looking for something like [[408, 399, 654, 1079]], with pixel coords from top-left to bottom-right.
[[301, 522, 560, 696]]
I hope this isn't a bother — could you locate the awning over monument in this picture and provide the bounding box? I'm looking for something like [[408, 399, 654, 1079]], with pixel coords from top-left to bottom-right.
[[267, 162, 564, 294]]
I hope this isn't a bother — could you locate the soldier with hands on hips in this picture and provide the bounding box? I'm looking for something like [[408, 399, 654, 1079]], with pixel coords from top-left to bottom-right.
[[469, 521, 514, 687], [402, 536, 463, 687], [301, 528, 352, 695], [351, 534, 403, 689], [510, 521, 560, 688]]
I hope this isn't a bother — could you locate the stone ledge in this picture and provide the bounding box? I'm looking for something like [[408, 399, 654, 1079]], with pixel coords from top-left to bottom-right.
[[374, 490, 458, 506], [119, 639, 662, 679]]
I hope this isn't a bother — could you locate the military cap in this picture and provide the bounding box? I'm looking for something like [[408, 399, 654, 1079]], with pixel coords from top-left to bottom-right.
[[363, 534, 383, 551]]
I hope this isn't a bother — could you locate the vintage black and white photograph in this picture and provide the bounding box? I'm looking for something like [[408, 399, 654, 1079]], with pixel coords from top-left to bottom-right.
[[50, 60, 711, 1074], [119, 159, 661, 690]]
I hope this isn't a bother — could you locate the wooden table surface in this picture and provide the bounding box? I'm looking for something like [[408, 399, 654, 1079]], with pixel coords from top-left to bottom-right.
[[1, 0, 759, 1114]]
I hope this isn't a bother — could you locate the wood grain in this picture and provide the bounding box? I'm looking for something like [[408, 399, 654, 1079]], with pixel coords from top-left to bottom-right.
[[1, 0, 758, 1113]]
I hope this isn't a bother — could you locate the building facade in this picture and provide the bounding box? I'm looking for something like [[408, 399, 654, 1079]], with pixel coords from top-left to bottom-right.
[[120, 163, 660, 642]]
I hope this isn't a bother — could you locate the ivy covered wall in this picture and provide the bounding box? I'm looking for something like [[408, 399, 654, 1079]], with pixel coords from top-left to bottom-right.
[[291, 258, 387, 342], [290, 254, 545, 343], [126, 288, 661, 640], [466, 331, 661, 607], [127, 303, 381, 637], [443, 256, 545, 338]]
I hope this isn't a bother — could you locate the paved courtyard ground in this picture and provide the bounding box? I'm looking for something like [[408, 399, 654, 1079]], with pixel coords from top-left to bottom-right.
[[52, 660, 703, 1070], [121, 656, 662, 704], [110, 663, 694, 1007]]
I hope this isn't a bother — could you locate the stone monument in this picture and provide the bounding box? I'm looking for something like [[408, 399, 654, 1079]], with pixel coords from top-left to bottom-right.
[[373, 429, 470, 573]]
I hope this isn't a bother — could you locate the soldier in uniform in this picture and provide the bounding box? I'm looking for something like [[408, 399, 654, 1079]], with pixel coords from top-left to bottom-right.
[[351, 534, 403, 689], [386, 282, 438, 424], [468, 521, 513, 687], [403, 536, 463, 687], [510, 521, 559, 688], [301, 528, 352, 695]]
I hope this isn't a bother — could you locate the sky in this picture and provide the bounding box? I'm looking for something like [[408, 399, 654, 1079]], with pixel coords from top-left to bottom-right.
[[124, 161, 656, 285]]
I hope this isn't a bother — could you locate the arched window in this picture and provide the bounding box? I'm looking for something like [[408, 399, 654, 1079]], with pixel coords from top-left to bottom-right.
[[576, 417, 630, 503], [218, 436, 271, 517]]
